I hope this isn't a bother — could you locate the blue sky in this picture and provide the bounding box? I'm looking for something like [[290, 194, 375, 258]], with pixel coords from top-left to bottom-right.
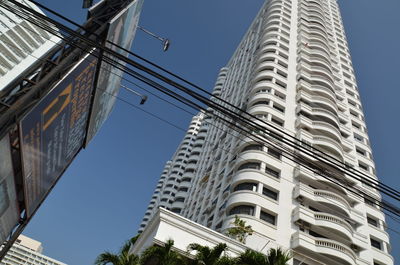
[[22, 0, 399, 264]]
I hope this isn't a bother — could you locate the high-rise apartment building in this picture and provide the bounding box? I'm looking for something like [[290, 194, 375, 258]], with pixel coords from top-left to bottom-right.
[[1, 235, 66, 265], [139, 0, 393, 264], [0, 0, 59, 91], [139, 113, 205, 232]]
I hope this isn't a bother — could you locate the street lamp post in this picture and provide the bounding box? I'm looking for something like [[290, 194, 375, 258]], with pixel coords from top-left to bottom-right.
[[137, 26, 170, 52]]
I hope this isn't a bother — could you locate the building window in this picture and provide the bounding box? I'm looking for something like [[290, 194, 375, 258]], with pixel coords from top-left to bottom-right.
[[365, 197, 377, 208], [359, 162, 369, 171], [238, 162, 261, 171], [271, 117, 284, 127], [267, 148, 281, 159], [260, 210, 276, 225], [262, 186, 278, 200], [265, 166, 280, 178], [370, 238, 382, 250], [242, 144, 263, 152], [367, 216, 379, 227], [229, 205, 255, 216], [175, 197, 185, 202], [234, 182, 257, 192]]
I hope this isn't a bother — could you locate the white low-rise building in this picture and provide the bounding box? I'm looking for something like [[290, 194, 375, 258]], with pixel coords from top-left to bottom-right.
[[1, 235, 66, 265]]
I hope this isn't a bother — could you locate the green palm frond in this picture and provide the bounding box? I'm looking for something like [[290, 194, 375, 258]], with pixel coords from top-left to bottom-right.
[[95, 252, 121, 265], [188, 243, 228, 265], [266, 247, 291, 265], [95, 235, 140, 265]]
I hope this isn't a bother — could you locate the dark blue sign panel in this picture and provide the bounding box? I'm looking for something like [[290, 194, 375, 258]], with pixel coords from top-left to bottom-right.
[[0, 135, 19, 244], [85, 0, 144, 145], [20, 54, 97, 217]]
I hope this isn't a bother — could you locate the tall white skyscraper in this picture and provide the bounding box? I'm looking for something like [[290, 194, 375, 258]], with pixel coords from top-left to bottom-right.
[[0, 0, 59, 91], [139, 0, 393, 264], [1, 235, 66, 265], [139, 113, 205, 232]]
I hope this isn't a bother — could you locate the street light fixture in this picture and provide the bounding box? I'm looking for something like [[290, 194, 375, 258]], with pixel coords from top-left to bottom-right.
[[120, 84, 148, 105], [137, 26, 170, 52]]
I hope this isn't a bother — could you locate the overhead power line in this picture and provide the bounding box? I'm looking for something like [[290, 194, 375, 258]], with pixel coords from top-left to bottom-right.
[[1, 0, 400, 218], [20, 0, 400, 201]]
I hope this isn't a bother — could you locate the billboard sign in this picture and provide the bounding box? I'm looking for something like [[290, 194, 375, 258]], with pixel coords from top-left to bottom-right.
[[0, 135, 20, 244], [85, 0, 144, 145], [20, 53, 97, 217]]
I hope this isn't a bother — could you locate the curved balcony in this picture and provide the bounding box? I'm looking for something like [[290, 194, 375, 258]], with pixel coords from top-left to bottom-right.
[[293, 206, 353, 241], [296, 102, 340, 128], [171, 201, 184, 210], [248, 90, 276, 103], [305, 15, 326, 28], [294, 183, 364, 224], [247, 104, 285, 119], [296, 90, 338, 114], [300, 28, 330, 45], [300, 19, 329, 34], [300, 72, 335, 92], [260, 32, 281, 44], [296, 115, 342, 143], [313, 135, 344, 160], [227, 191, 279, 214], [302, 26, 330, 41], [301, 45, 332, 64], [263, 15, 282, 26], [232, 168, 280, 189], [175, 191, 188, 199], [300, 8, 325, 21], [299, 53, 333, 74], [223, 214, 277, 242], [291, 231, 357, 265], [305, 37, 332, 53], [294, 166, 362, 202], [253, 69, 286, 84], [179, 180, 192, 190], [370, 248, 394, 265], [297, 129, 344, 162], [297, 80, 336, 102]]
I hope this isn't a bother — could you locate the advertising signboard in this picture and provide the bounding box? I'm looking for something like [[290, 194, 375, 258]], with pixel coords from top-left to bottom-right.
[[85, 0, 144, 145], [0, 135, 19, 244], [20, 53, 97, 217]]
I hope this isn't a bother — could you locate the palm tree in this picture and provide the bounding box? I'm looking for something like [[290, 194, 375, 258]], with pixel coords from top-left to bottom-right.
[[265, 248, 291, 265], [95, 236, 140, 265], [237, 248, 291, 265], [237, 249, 268, 265], [226, 216, 254, 244], [140, 239, 184, 265], [187, 243, 234, 265]]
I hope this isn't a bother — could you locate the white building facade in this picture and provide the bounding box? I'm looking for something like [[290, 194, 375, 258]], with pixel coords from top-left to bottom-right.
[[1, 235, 66, 265], [0, 0, 59, 91], [139, 113, 205, 232], [139, 0, 393, 265]]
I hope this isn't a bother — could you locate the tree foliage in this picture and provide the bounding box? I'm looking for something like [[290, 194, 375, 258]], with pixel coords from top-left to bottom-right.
[[95, 235, 291, 265], [95, 236, 140, 265], [237, 248, 291, 265], [226, 216, 254, 244], [140, 239, 184, 265], [187, 243, 234, 265]]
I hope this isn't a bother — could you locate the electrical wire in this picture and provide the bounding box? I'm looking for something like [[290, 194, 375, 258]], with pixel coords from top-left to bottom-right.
[[95, 80, 400, 258], [1, 0, 400, 219], [3, 1, 400, 220], [19, 0, 400, 201], [3, 10, 399, 255]]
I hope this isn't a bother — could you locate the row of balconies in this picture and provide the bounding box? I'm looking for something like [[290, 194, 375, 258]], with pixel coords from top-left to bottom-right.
[[295, 117, 355, 165], [297, 79, 346, 111]]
